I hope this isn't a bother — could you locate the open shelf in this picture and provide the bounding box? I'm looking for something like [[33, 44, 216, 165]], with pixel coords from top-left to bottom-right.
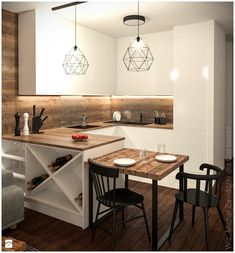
[[25, 143, 83, 218], [27, 144, 80, 172], [52, 152, 82, 177], [2, 153, 25, 162], [2, 158, 25, 175], [25, 189, 79, 215], [2, 140, 26, 191], [54, 170, 83, 214], [2, 140, 25, 158]]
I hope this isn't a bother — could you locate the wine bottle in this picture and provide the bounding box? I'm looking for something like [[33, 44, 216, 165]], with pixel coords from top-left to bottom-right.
[[27, 174, 49, 191], [48, 154, 73, 169], [31, 174, 49, 184], [74, 193, 83, 206]]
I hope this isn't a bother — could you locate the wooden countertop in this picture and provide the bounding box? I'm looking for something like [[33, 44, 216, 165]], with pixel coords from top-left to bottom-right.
[[2, 128, 125, 151], [2, 120, 172, 150], [93, 148, 189, 180]]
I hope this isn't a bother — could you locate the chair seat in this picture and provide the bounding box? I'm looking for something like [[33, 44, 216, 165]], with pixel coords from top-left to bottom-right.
[[98, 188, 144, 207], [175, 188, 219, 207]]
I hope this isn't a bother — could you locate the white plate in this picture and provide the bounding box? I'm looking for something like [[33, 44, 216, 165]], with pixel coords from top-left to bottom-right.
[[113, 111, 121, 122], [155, 155, 177, 163], [113, 158, 136, 167]]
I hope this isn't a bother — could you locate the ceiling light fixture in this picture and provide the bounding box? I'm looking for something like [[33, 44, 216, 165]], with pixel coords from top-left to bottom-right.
[[123, 2, 154, 72], [123, 15, 145, 26], [63, 5, 89, 75], [52, 2, 89, 75]]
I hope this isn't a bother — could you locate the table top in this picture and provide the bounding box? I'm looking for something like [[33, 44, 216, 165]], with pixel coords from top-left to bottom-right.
[[93, 148, 189, 180]]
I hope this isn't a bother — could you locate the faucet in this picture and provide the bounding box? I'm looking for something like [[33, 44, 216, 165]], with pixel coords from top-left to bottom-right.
[[140, 112, 143, 124]]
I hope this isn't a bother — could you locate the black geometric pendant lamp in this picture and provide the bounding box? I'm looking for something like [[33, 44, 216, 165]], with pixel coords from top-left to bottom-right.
[[52, 2, 89, 75], [123, 2, 154, 71], [63, 5, 89, 75]]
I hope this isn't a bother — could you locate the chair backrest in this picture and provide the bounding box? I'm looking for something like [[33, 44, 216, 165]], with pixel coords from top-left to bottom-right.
[[176, 163, 223, 206], [88, 159, 119, 207]]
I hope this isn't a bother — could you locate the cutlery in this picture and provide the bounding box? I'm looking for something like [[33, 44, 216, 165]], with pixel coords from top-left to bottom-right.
[[33, 105, 36, 116], [38, 108, 45, 118], [42, 116, 48, 123]]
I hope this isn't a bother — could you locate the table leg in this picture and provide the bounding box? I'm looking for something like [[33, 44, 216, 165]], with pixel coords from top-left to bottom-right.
[[89, 167, 93, 228], [179, 165, 184, 220], [125, 174, 129, 189], [152, 180, 158, 250]]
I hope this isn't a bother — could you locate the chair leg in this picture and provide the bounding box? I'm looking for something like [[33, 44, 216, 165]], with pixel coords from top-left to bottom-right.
[[141, 201, 151, 242], [92, 202, 101, 242], [203, 207, 210, 250], [192, 205, 196, 226], [169, 200, 179, 242], [121, 206, 125, 227], [217, 205, 226, 230], [112, 208, 117, 250]]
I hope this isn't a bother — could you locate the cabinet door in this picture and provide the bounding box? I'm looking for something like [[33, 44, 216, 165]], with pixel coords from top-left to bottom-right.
[[19, 10, 116, 95], [116, 31, 173, 95]]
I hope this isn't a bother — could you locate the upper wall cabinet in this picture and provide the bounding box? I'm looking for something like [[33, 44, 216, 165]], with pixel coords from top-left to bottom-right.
[[18, 10, 116, 95], [116, 31, 173, 95]]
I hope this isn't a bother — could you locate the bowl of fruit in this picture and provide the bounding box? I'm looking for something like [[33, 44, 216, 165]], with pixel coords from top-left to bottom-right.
[[71, 133, 89, 142]]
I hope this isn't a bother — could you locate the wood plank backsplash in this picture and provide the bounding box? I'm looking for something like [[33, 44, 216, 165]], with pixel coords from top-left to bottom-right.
[[111, 97, 173, 124], [2, 9, 173, 135]]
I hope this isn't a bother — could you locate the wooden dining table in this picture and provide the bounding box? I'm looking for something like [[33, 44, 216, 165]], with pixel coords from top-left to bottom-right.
[[88, 148, 189, 251]]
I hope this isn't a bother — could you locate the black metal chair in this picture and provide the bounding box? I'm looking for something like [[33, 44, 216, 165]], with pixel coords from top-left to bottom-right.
[[88, 159, 151, 249], [169, 163, 226, 250]]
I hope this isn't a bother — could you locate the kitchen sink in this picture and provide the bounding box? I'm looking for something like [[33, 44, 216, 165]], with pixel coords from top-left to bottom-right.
[[66, 124, 99, 129], [103, 120, 153, 125]]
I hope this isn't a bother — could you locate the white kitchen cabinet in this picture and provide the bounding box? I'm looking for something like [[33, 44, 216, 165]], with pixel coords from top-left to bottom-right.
[[173, 21, 225, 170], [116, 31, 173, 95], [18, 10, 116, 95]]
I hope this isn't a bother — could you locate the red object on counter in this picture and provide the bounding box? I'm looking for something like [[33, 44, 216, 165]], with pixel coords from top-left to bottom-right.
[[72, 133, 89, 141]]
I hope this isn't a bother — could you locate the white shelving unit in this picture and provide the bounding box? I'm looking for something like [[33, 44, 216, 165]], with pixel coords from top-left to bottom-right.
[[24, 143, 83, 227], [2, 140, 26, 191], [2, 138, 125, 229]]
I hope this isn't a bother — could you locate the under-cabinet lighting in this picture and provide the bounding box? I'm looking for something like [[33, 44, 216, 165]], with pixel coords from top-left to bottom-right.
[[111, 95, 173, 99]]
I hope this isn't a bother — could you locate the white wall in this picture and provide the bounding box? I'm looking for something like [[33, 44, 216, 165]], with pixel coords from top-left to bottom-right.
[[116, 31, 173, 95]]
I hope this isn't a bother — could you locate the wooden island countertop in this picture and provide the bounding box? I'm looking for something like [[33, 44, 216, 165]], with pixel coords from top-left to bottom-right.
[[2, 127, 125, 151]]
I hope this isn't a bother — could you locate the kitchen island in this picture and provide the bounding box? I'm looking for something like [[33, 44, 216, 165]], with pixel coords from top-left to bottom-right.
[[2, 128, 125, 228]]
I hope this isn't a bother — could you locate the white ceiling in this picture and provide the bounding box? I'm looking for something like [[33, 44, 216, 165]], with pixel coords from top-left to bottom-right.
[[2, 1, 233, 38]]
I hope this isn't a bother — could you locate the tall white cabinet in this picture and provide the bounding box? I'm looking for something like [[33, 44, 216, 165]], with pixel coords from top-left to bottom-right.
[[173, 21, 225, 173]]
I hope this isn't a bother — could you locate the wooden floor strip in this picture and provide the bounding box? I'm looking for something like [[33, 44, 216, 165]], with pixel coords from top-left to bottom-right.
[[3, 174, 232, 251]]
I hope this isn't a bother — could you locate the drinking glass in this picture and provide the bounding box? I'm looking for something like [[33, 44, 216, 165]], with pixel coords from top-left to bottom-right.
[[139, 149, 147, 160], [157, 143, 166, 154]]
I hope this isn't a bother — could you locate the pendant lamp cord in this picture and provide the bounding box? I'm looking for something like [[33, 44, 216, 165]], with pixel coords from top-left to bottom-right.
[[137, 2, 139, 38], [75, 5, 77, 48]]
